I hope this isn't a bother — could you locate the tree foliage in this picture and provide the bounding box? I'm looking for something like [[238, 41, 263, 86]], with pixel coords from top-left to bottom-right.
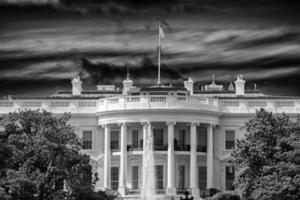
[[0, 110, 109, 200], [232, 109, 300, 200]]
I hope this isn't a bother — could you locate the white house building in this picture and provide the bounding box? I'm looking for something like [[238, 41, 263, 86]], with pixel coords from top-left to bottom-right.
[[1, 74, 299, 200]]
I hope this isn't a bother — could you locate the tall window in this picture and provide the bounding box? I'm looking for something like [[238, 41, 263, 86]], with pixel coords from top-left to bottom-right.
[[82, 131, 92, 150], [198, 166, 207, 190], [132, 166, 139, 189], [225, 166, 235, 190], [178, 130, 185, 145], [111, 130, 119, 150], [154, 129, 164, 147], [198, 126, 207, 152], [225, 130, 235, 150], [111, 167, 119, 191], [178, 165, 185, 190], [132, 129, 139, 148], [155, 165, 163, 189]]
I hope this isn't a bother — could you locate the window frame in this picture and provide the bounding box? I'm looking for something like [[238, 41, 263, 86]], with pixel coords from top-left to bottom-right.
[[111, 166, 119, 191], [224, 130, 235, 150], [155, 165, 164, 190], [82, 130, 93, 150], [132, 165, 139, 189], [225, 166, 235, 191]]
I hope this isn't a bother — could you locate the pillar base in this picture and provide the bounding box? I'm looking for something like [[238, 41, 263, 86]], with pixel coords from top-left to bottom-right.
[[166, 187, 177, 195], [190, 187, 200, 197], [118, 187, 127, 196]]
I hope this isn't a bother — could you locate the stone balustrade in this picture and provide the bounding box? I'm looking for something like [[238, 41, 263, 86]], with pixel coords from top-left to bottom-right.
[[0, 96, 299, 114]]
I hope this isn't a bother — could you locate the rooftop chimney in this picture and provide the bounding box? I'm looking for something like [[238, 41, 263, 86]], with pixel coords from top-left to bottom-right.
[[234, 75, 245, 96], [71, 75, 82, 96], [184, 77, 194, 95], [122, 69, 133, 95]]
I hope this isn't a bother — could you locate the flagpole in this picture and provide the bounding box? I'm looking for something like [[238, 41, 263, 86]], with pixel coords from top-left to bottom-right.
[[158, 20, 161, 85]]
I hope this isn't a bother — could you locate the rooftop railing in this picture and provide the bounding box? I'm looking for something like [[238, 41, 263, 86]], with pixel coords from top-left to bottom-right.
[[0, 96, 299, 114]]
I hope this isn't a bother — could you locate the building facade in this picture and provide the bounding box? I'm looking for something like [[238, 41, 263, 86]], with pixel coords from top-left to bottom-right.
[[1, 75, 299, 199]]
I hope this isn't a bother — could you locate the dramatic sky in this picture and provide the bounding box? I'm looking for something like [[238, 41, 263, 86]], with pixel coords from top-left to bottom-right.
[[1, 0, 300, 96]]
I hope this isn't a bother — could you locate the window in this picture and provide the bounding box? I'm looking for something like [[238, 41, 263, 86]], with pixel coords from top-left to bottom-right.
[[178, 165, 185, 190], [82, 131, 92, 150], [111, 130, 119, 150], [111, 167, 119, 191], [197, 126, 207, 152], [154, 129, 164, 147], [55, 178, 64, 190], [178, 130, 185, 146], [132, 129, 139, 148], [132, 166, 139, 189], [225, 166, 235, 190], [155, 165, 163, 189], [225, 130, 235, 150], [198, 166, 207, 190]]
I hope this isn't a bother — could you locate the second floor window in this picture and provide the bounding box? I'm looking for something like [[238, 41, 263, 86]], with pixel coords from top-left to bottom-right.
[[178, 130, 185, 146], [154, 129, 164, 147], [225, 130, 235, 150], [111, 130, 119, 150], [132, 129, 139, 148], [82, 131, 92, 150]]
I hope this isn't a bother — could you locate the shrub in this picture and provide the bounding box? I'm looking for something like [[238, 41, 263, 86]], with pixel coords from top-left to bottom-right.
[[208, 188, 221, 196], [212, 191, 240, 200]]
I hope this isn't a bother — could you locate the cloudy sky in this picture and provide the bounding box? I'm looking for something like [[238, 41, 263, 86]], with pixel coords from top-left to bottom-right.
[[0, 0, 300, 96]]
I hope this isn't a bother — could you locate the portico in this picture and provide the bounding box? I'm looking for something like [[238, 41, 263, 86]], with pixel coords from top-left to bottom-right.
[[100, 120, 216, 197]]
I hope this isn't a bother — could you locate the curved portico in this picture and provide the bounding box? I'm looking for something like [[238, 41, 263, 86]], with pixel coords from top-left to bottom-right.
[[98, 106, 219, 197]]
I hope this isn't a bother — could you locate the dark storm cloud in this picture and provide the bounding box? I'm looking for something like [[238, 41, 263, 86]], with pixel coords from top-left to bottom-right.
[[1, 0, 300, 96]]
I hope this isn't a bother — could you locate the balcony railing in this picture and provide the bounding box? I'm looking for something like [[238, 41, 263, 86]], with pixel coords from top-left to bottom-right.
[[0, 96, 299, 114], [127, 144, 143, 151], [175, 144, 190, 151], [154, 144, 168, 151], [197, 145, 207, 152]]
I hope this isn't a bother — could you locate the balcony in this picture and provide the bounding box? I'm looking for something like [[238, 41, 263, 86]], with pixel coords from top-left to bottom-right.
[[127, 144, 143, 151], [1, 96, 298, 115], [154, 144, 168, 151], [175, 144, 190, 151], [197, 145, 207, 152]]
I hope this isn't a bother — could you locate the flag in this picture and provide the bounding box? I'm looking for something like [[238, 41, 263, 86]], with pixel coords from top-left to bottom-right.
[[159, 26, 165, 39]]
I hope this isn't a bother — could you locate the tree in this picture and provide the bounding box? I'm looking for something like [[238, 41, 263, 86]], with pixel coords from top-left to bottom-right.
[[0, 110, 106, 200], [232, 109, 300, 200]]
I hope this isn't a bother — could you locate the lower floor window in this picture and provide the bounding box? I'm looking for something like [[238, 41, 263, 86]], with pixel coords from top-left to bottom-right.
[[199, 166, 207, 190], [132, 166, 139, 189], [111, 167, 119, 191], [155, 165, 163, 189], [178, 165, 185, 190], [225, 166, 235, 190]]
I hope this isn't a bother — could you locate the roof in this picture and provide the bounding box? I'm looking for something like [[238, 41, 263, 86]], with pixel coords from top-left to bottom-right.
[[194, 90, 261, 94], [219, 95, 300, 99], [57, 90, 122, 94]]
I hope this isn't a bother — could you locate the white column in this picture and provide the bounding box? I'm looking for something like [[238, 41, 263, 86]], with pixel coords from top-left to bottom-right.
[[207, 124, 214, 189], [166, 122, 176, 195], [190, 122, 200, 197], [119, 123, 127, 196], [103, 125, 111, 189]]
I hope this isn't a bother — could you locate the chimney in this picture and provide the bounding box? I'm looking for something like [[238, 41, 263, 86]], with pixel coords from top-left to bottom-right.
[[71, 75, 82, 96], [122, 70, 133, 95], [184, 77, 194, 95], [234, 75, 245, 96]]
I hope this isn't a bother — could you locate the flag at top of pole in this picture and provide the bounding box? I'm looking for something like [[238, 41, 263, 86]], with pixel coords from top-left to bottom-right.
[[157, 20, 171, 85], [159, 25, 165, 39]]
